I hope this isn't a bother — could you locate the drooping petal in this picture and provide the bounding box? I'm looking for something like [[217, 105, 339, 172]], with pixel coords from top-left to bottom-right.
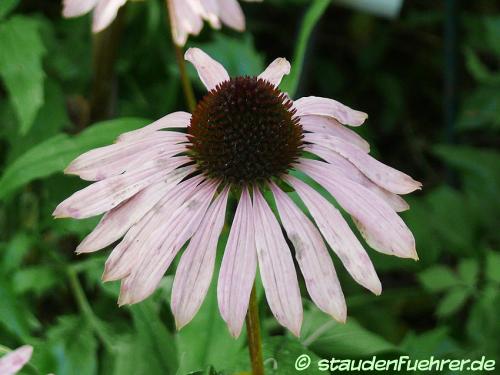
[[253, 187, 303, 336], [217, 187, 257, 337], [77, 165, 194, 253], [306, 133, 422, 194], [300, 115, 370, 152], [198, 0, 221, 28], [217, 0, 245, 31], [286, 175, 382, 295], [171, 187, 229, 329], [294, 96, 368, 126], [118, 179, 219, 305], [53, 156, 189, 219], [66, 132, 187, 181], [298, 159, 418, 260], [306, 143, 409, 212], [118, 111, 191, 143], [168, 0, 204, 46], [258, 58, 291, 87], [271, 183, 346, 322], [92, 0, 127, 33], [185, 48, 230, 91], [0, 346, 33, 375], [103, 175, 204, 282], [63, 0, 98, 17]]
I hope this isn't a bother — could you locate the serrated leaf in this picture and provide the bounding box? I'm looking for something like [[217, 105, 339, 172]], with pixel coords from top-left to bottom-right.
[[0, 117, 148, 198], [0, 16, 46, 134], [436, 288, 469, 318], [418, 266, 461, 292]]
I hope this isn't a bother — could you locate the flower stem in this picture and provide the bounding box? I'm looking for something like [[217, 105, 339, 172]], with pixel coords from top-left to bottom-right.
[[89, 7, 125, 123], [67, 267, 115, 353], [173, 44, 197, 112], [164, 1, 196, 112], [246, 285, 264, 375]]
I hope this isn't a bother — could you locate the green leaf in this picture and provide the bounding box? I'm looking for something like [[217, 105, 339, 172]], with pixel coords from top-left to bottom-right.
[[436, 287, 470, 318], [301, 306, 395, 357], [486, 251, 500, 284], [400, 328, 455, 359], [128, 301, 179, 375], [35, 316, 97, 375], [0, 232, 33, 273], [0, 117, 148, 198], [13, 265, 60, 296], [0, 0, 20, 19], [418, 266, 461, 292], [0, 16, 46, 134], [458, 259, 479, 287], [281, 0, 331, 97]]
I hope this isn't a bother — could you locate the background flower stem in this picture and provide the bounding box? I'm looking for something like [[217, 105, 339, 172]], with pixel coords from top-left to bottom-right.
[[246, 284, 264, 375]]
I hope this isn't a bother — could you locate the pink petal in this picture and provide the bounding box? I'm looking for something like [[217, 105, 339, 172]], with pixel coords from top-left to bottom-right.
[[63, 0, 98, 17], [103, 175, 204, 282], [271, 183, 346, 322], [300, 115, 370, 152], [306, 133, 422, 194], [168, 0, 204, 46], [53, 156, 189, 219], [294, 96, 368, 126], [66, 132, 187, 181], [306, 143, 409, 212], [77, 165, 194, 253], [0, 346, 33, 375], [118, 111, 191, 143], [118, 179, 219, 305], [217, 0, 245, 31], [286, 175, 382, 295], [185, 48, 230, 91], [171, 187, 229, 329], [217, 187, 257, 337], [253, 187, 303, 337], [258, 58, 291, 87], [198, 0, 221, 28], [92, 0, 127, 33], [298, 159, 418, 260]]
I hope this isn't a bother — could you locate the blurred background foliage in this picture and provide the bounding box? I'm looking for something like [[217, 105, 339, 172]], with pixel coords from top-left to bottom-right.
[[0, 0, 499, 374]]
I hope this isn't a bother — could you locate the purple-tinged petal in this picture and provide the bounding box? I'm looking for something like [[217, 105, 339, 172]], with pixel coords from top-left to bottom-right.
[[92, 0, 127, 33], [298, 159, 418, 260], [168, 0, 204, 46], [294, 96, 368, 126], [258, 58, 291, 87], [118, 112, 191, 143], [300, 115, 370, 152], [171, 187, 229, 329], [271, 183, 346, 322], [0, 346, 33, 375], [53, 156, 190, 219], [118, 180, 219, 305], [253, 187, 303, 337], [217, 0, 245, 31], [185, 48, 230, 91], [77, 165, 194, 253], [306, 133, 422, 194], [63, 0, 98, 17], [286, 175, 382, 295], [217, 187, 257, 337]]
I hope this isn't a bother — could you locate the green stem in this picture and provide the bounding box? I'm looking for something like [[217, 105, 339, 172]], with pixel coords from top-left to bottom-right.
[[246, 285, 264, 375], [164, 0, 196, 112], [67, 268, 115, 353], [89, 7, 125, 123]]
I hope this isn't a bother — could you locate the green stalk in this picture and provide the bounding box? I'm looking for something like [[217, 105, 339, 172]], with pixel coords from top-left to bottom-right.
[[246, 285, 264, 375]]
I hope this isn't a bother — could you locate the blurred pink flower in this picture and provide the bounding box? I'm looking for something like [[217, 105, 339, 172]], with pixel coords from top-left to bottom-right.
[[0, 346, 33, 375], [63, 0, 127, 33], [168, 0, 263, 46], [54, 48, 421, 337], [62, 0, 262, 40]]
